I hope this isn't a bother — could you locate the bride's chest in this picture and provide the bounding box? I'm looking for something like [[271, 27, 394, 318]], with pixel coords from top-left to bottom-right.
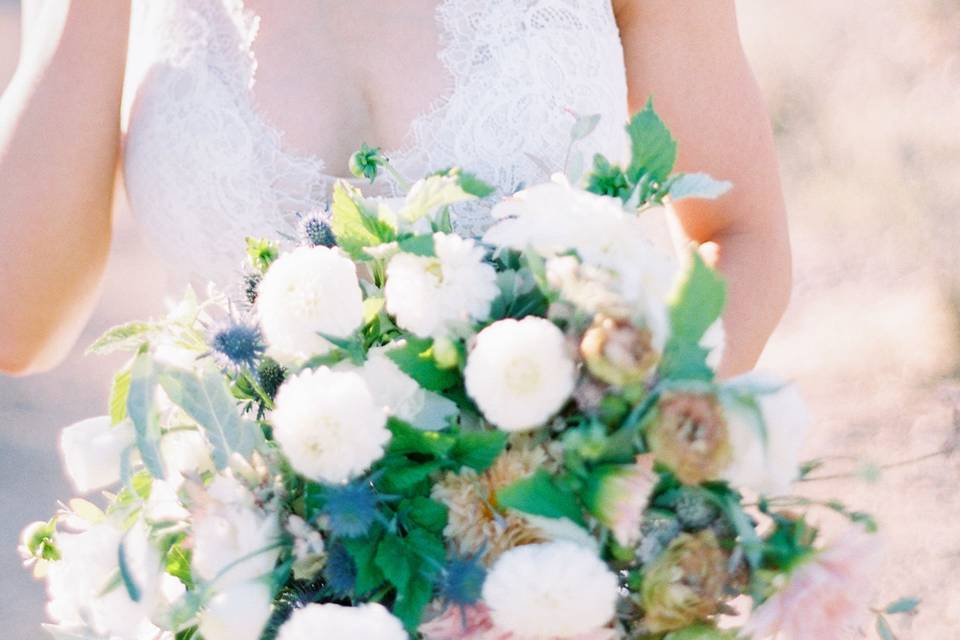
[[121, 0, 629, 284]]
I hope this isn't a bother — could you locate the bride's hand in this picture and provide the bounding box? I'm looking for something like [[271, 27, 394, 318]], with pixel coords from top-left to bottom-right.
[[0, 0, 132, 375]]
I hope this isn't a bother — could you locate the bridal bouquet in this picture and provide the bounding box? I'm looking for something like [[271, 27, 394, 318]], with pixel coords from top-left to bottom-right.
[[20, 104, 911, 640]]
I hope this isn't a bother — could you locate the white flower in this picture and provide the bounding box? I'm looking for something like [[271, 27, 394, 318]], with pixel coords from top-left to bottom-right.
[[59, 416, 134, 494], [271, 367, 391, 484], [46, 520, 162, 638], [385, 232, 498, 338], [160, 428, 214, 485], [199, 581, 273, 640], [190, 474, 281, 590], [277, 603, 407, 640], [256, 246, 364, 363], [485, 176, 677, 303], [335, 345, 458, 429], [482, 541, 619, 638], [465, 318, 576, 432], [720, 373, 810, 496]]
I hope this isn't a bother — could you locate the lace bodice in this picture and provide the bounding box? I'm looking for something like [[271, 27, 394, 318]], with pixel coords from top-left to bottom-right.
[[122, 0, 630, 289]]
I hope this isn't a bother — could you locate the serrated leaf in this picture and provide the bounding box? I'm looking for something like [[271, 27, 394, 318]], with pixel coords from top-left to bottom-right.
[[127, 354, 165, 479], [660, 252, 726, 380], [571, 113, 602, 142], [626, 98, 677, 184], [332, 181, 396, 259], [451, 430, 508, 472], [496, 469, 586, 527], [374, 534, 412, 591], [342, 532, 385, 596], [387, 418, 456, 458], [667, 173, 733, 201], [157, 366, 262, 469], [386, 338, 460, 392], [381, 458, 445, 492], [109, 366, 132, 425], [403, 497, 448, 533], [392, 574, 434, 633], [86, 322, 158, 356], [885, 597, 920, 615], [406, 527, 446, 573]]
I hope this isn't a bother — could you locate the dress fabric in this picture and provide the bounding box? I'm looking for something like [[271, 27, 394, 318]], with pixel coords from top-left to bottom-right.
[[122, 0, 631, 288]]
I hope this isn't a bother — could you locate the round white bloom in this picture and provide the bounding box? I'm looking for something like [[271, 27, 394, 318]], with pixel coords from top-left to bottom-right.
[[277, 603, 407, 640], [160, 428, 214, 485], [335, 345, 458, 430], [191, 475, 281, 590], [465, 318, 575, 432], [482, 541, 619, 638], [59, 416, 134, 494], [720, 372, 810, 496], [271, 367, 391, 484], [199, 581, 273, 640], [256, 246, 364, 363], [385, 232, 498, 338]]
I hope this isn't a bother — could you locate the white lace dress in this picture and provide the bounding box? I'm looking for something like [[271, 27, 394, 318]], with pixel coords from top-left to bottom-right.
[[122, 0, 631, 289]]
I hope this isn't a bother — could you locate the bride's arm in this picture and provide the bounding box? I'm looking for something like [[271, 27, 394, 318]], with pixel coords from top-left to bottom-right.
[[0, 0, 131, 375], [615, 0, 792, 377]]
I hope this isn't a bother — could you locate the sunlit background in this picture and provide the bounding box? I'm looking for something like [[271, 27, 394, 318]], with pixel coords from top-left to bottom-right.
[[1, 1, 958, 637]]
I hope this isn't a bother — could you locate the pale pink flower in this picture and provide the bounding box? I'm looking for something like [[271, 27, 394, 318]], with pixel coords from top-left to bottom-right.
[[743, 526, 881, 640], [419, 603, 617, 640], [587, 454, 658, 548]]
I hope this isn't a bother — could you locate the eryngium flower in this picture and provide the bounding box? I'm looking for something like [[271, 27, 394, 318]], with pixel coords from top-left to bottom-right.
[[585, 454, 658, 547], [646, 392, 732, 486], [255, 246, 363, 363], [482, 541, 619, 638], [271, 367, 390, 485], [432, 445, 552, 564], [581, 314, 662, 388], [464, 317, 576, 432], [298, 210, 337, 248], [641, 530, 728, 633], [276, 603, 406, 640], [211, 321, 265, 369]]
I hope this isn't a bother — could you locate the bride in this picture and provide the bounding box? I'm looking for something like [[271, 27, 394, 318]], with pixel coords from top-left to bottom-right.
[[0, 0, 790, 378]]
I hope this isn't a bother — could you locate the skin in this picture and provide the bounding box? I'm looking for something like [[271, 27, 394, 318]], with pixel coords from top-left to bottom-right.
[[0, 0, 790, 376]]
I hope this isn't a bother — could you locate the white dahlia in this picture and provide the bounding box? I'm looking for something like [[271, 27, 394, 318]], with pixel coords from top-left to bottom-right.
[[59, 416, 134, 494], [482, 541, 619, 638], [271, 367, 391, 484], [199, 581, 274, 640], [335, 345, 458, 430], [277, 603, 407, 640], [256, 246, 364, 363], [720, 372, 810, 496], [464, 317, 576, 432], [384, 232, 498, 338]]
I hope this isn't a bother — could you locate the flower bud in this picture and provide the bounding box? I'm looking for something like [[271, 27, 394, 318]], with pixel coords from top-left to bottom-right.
[[646, 392, 732, 486], [580, 314, 659, 388], [585, 454, 657, 547]]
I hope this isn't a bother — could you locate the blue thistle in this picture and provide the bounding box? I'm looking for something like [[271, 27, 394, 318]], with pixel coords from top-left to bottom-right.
[[320, 481, 381, 538], [298, 211, 337, 248], [439, 555, 487, 607], [322, 543, 356, 597], [243, 271, 262, 305], [210, 321, 265, 369]]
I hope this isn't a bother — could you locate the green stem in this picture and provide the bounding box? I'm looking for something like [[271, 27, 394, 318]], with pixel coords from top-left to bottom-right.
[[800, 448, 953, 483]]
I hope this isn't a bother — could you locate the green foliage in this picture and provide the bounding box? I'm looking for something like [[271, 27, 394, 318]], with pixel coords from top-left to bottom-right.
[[386, 338, 460, 392], [109, 364, 132, 425], [571, 113, 602, 142], [449, 430, 508, 472], [157, 365, 262, 469], [127, 353, 165, 479], [666, 173, 733, 202], [86, 322, 158, 355], [885, 597, 921, 615], [496, 469, 586, 527], [245, 237, 280, 273], [397, 234, 437, 257], [331, 181, 397, 259], [117, 540, 142, 603], [626, 98, 678, 185], [489, 269, 550, 320]]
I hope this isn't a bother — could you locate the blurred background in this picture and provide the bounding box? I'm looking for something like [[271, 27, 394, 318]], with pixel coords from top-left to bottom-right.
[[1, 1, 958, 637]]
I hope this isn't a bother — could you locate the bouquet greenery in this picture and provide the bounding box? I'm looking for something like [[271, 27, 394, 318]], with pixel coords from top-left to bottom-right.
[[20, 103, 913, 640]]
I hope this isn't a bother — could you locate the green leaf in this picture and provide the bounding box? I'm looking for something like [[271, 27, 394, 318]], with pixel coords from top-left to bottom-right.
[[387, 418, 457, 458], [386, 338, 460, 392], [157, 366, 262, 469], [332, 181, 396, 259], [363, 297, 386, 324], [117, 540, 142, 603], [402, 497, 448, 533], [393, 574, 435, 633], [87, 322, 158, 355], [165, 543, 193, 589], [401, 173, 475, 222], [406, 527, 446, 572], [659, 341, 714, 382], [667, 173, 732, 202], [722, 493, 763, 570], [451, 430, 508, 472], [127, 354, 165, 479], [245, 237, 280, 272], [455, 170, 496, 199], [885, 597, 921, 615], [109, 365, 132, 425], [374, 534, 412, 591], [397, 234, 437, 257], [571, 113, 602, 142], [380, 458, 446, 492], [496, 469, 586, 527], [343, 532, 385, 596], [876, 615, 897, 640], [626, 98, 677, 184], [660, 252, 726, 380]]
